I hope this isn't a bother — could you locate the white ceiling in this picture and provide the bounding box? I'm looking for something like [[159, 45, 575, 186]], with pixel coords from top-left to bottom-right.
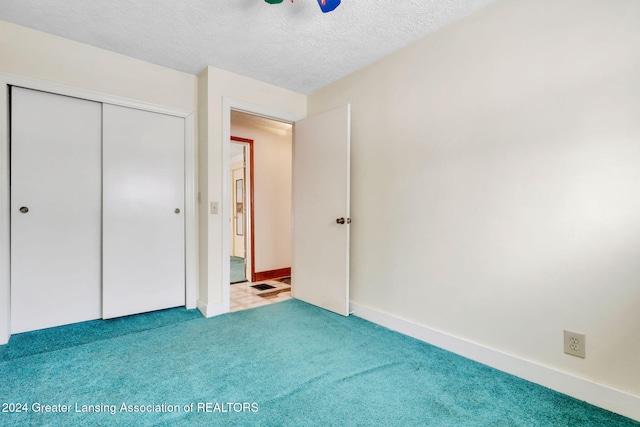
[[0, 0, 496, 94]]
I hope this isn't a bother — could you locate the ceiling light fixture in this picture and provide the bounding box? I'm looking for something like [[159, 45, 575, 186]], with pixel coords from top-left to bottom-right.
[[264, 0, 341, 13]]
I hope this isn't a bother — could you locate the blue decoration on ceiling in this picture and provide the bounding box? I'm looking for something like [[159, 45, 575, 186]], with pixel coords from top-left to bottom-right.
[[264, 0, 341, 13], [318, 0, 340, 13]]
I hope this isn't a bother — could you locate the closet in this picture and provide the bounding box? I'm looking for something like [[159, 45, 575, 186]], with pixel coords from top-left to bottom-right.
[[10, 87, 185, 334]]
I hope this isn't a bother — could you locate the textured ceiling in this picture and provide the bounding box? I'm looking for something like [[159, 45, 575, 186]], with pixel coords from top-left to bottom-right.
[[0, 0, 496, 94]]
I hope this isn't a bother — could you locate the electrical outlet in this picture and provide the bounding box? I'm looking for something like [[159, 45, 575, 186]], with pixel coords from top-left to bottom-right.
[[564, 330, 585, 358]]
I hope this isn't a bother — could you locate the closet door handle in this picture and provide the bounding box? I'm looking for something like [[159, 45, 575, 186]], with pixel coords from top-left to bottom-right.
[[19, 206, 29, 213], [175, 208, 181, 214]]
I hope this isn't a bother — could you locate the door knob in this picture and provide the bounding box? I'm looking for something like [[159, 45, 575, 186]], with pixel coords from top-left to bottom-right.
[[336, 217, 345, 224], [19, 206, 29, 213], [175, 208, 181, 214]]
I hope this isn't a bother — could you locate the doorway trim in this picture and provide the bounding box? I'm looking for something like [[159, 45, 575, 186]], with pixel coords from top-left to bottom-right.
[[231, 136, 255, 282], [0, 72, 197, 345], [222, 97, 304, 312]]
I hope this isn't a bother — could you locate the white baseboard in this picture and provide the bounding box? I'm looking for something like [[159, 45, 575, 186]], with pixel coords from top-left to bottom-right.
[[350, 301, 640, 423], [196, 299, 229, 318]]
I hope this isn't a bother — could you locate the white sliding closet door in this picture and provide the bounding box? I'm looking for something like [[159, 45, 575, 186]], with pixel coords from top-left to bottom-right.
[[102, 104, 185, 319], [11, 87, 102, 333]]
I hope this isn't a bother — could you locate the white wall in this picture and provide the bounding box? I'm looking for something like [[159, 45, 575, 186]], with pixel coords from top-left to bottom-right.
[[309, 0, 640, 402], [231, 121, 292, 273], [0, 21, 197, 111], [198, 66, 305, 315]]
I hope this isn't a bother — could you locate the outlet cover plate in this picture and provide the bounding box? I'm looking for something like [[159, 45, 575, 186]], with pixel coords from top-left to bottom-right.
[[564, 330, 586, 358]]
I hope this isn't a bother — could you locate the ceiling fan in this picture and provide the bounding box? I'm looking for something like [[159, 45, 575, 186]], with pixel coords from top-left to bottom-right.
[[264, 0, 341, 13]]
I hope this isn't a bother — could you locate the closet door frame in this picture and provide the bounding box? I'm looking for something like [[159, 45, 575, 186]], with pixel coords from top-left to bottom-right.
[[0, 72, 197, 345]]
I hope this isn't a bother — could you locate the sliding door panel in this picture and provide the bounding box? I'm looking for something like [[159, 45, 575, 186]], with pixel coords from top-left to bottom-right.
[[11, 87, 102, 333], [102, 104, 185, 319]]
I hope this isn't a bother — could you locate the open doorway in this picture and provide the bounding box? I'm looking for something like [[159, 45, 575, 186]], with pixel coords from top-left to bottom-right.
[[229, 110, 293, 312], [221, 98, 351, 317]]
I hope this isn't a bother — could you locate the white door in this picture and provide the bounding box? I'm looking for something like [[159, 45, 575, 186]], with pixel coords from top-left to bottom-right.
[[232, 163, 246, 258], [292, 104, 351, 316], [10, 87, 102, 333], [102, 104, 185, 319]]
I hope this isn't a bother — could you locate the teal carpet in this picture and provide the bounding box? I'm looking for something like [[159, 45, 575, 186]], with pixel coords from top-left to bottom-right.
[[231, 256, 247, 283], [0, 300, 637, 426]]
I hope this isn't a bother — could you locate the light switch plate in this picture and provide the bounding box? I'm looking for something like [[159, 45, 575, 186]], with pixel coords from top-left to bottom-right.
[[210, 202, 218, 214]]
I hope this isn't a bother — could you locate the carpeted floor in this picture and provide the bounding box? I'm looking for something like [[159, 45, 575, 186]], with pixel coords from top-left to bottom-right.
[[0, 300, 637, 426], [231, 256, 247, 284]]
